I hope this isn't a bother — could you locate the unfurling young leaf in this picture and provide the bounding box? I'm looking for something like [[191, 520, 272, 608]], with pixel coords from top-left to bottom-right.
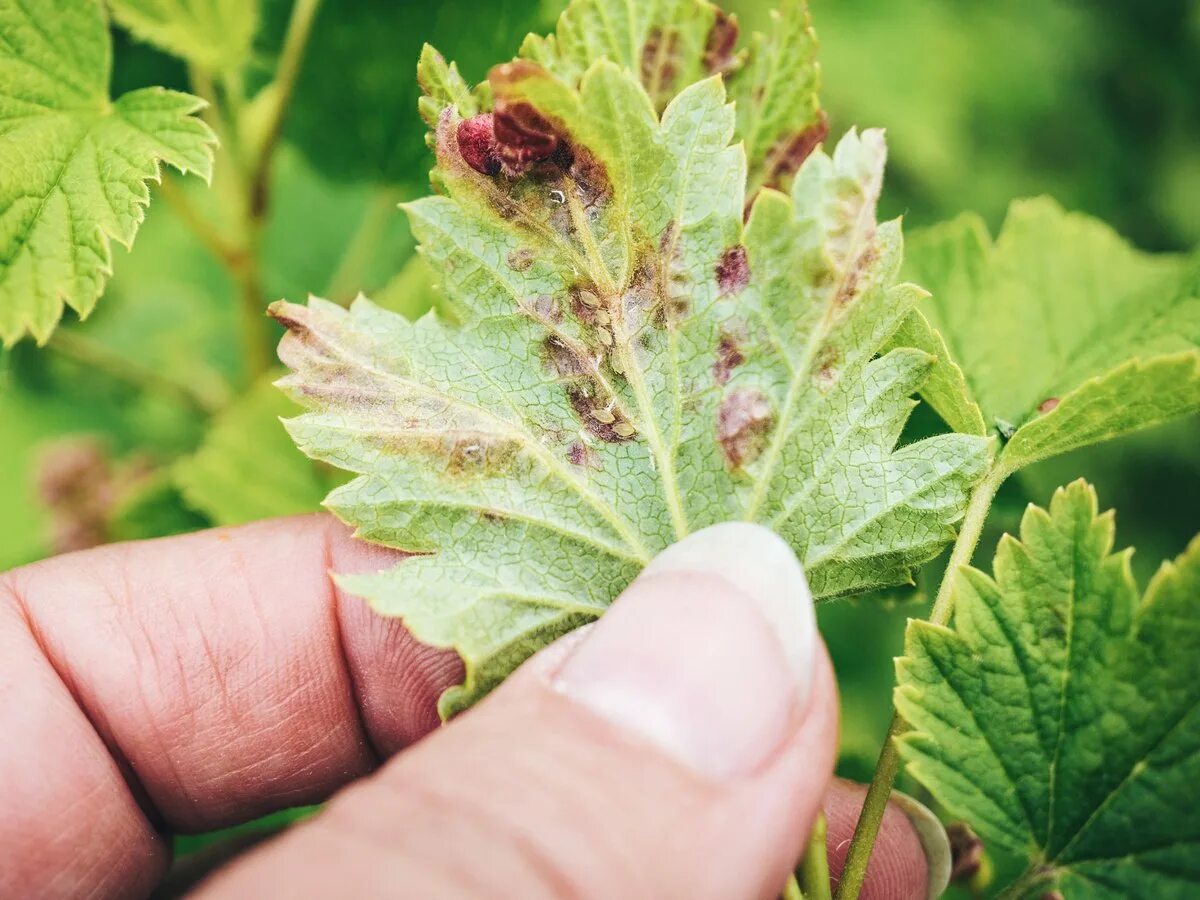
[[273, 0, 990, 716], [108, 0, 259, 72], [897, 481, 1200, 898], [0, 0, 216, 346], [898, 198, 1200, 469]]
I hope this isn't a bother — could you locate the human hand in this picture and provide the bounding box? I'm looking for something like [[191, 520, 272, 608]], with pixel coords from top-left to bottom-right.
[[0, 517, 949, 899]]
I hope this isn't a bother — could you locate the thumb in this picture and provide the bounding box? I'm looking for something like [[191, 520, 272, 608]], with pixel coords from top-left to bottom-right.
[[196, 523, 838, 899]]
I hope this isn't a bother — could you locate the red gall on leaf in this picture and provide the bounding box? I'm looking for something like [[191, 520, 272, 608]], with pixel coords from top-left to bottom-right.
[[456, 113, 502, 177]]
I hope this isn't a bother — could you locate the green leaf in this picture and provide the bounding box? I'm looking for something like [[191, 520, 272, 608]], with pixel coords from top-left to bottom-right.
[[898, 198, 1200, 467], [726, 0, 825, 199], [881, 307, 986, 437], [897, 481, 1200, 898], [0, 0, 216, 346], [518, 0, 725, 113], [174, 375, 339, 526], [273, 26, 989, 716], [108, 0, 259, 72], [516, 0, 824, 198]]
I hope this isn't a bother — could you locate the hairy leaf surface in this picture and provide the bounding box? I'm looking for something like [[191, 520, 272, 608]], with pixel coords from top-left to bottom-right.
[[0, 0, 216, 345], [897, 481, 1200, 898], [900, 198, 1200, 468], [274, 6, 989, 715], [109, 0, 258, 71]]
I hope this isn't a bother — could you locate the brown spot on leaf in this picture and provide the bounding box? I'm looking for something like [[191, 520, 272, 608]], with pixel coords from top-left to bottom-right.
[[717, 387, 773, 467], [703, 10, 739, 74], [1037, 396, 1060, 414], [456, 113, 501, 176], [814, 345, 840, 390], [446, 437, 516, 477], [835, 244, 878, 306], [566, 440, 600, 469], [641, 27, 682, 106], [567, 386, 635, 443], [758, 113, 830, 192], [712, 333, 745, 385], [542, 335, 589, 379], [716, 244, 750, 296], [507, 248, 535, 271]]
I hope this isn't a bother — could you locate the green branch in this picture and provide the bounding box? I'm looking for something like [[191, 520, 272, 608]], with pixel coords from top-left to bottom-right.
[[834, 462, 1007, 900]]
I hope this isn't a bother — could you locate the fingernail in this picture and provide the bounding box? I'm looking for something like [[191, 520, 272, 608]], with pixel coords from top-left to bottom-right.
[[890, 791, 952, 900], [552, 522, 817, 779]]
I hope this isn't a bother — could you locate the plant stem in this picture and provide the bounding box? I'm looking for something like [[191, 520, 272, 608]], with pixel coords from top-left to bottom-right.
[[782, 875, 806, 900], [833, 463, 1006, 900], [156, 175, 244, 270], [248, 0, 323, 218], [799, 813, 833, 900], [48, 332, 226, 414]]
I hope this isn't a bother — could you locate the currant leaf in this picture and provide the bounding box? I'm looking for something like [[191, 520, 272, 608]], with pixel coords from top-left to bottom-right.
[[0, 0, 216, 346], [897, 481, 1200, 898], [726, 0, 825, 200], [274, 6, 990, 715], [899, 198, 1200, 468], [108, 0, 259, 72]]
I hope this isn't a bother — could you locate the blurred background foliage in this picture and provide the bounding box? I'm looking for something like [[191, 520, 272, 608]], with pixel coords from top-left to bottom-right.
[[2, 0, 1198, 874]]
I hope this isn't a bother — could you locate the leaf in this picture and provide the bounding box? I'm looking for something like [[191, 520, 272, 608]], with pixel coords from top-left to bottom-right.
[[0, 0, 216, 346], [881, 307, 985, 437], [898, 198, 1200, 468], [518, 0, 725, 113], [519, 0, 824, 199], [896, 480, 1200, 898], [726, 0, 825, 200], [108, 0, 259, 72], [174, 375, 339, 526], [273, 18, 990, 716]]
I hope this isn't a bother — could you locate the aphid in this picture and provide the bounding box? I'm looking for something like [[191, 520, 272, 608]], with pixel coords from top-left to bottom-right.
[[456, 114, 501, 177], [594, 309, 611, 325], [613, 422, 637, 438], [578, 289, 601, 307], [596, 327, 613, 347], [591, 406, 616, 424]]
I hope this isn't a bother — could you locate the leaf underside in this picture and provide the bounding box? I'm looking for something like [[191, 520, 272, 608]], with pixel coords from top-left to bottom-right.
[[0, 0, 216, 346], [275, 0, 990, 716], [897, 481, 1200, 898], [899, 199, 1200, 470]]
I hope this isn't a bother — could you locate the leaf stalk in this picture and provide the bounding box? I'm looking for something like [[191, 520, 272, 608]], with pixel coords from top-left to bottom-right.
[[834, 461, 1007, 900]]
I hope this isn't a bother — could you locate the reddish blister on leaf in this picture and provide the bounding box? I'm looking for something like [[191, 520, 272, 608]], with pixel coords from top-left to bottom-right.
[[456, 113, 502, 177]]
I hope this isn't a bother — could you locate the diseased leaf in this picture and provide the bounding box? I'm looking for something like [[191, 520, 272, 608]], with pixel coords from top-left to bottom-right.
[[519, 0, 824, 199], [274, 7, 989, 716], [175, 375, 339, 525], [897, 480, 1200, 898], [0, 0, 216, 345], [726, 0, 825, 200], [108, 0, 259, 72], [898, 198, 1200, 466]]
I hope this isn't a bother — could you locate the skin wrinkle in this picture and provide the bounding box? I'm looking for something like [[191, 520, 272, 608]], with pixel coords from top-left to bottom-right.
[[1, 517, 933, 899], [1, 517, 449, 841]]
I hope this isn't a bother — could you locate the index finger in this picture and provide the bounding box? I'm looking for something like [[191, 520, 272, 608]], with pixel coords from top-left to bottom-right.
[[0, 515, 461, 899]]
